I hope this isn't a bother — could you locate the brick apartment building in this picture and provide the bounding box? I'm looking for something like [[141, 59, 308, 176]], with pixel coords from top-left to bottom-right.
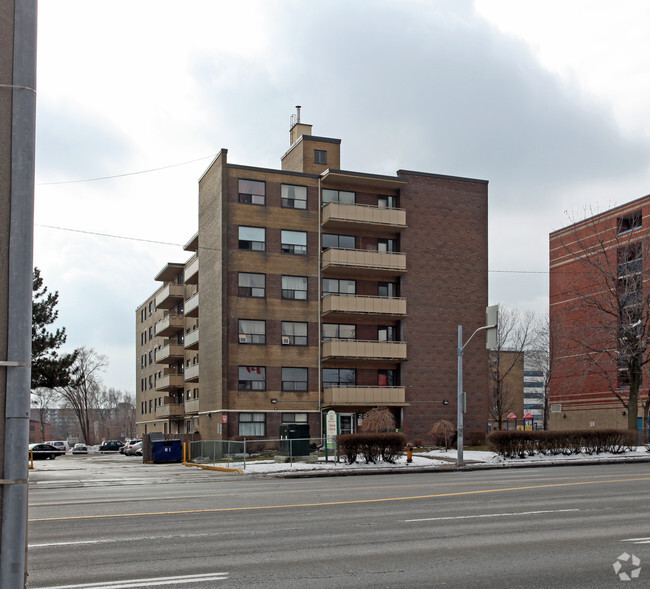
[[136, 111, 489, 441], [549, 196, 650, 431]]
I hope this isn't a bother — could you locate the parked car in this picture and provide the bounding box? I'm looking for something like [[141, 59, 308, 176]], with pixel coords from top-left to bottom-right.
[[45, 440, 69, 455], [120, 439, 140, 454], [124, 440, 142, 456], [29, 443, 59, 460], [72, 443, 88, 454], [98, 440, 124, 453]]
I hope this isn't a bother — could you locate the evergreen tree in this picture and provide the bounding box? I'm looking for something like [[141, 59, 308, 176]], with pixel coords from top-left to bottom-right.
[[31, 267, 77, 389]]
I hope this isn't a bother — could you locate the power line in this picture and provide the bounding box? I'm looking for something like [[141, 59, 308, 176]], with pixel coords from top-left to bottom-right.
[[35, 223, 551, 274], [36, 155, 216, 186]]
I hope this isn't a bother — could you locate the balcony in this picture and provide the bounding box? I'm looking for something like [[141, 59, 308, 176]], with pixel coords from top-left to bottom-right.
[[154, 314, 183, 337], [185, 363, 199, 382], [185, 292, 199, 317], [322, 340, 407, 361], [322, 294, 406, 320], [321, 248, 406, 278], [323, 386, 408, 407], [155, 374, 184, 392], [155, 344, 184, 364], [322, 202, 406, 235], [155, 400, 185, 418], [155, 284, 184, 309], [185, 328, 199, 350], [185, 398, 200, 414], [185, 257, 199, 285]]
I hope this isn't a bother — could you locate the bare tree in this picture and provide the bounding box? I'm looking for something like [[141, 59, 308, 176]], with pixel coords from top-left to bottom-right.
[[556, 212, 650, 431], [55, 347, 107, 445], [528, 313, 561, 430], [359, 407, 396, 433], [31, 387, 56, 442], [489, 307, 536, 429]]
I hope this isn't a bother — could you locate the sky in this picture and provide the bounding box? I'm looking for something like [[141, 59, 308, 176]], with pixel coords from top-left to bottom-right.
[[33, 0, 650, 392]]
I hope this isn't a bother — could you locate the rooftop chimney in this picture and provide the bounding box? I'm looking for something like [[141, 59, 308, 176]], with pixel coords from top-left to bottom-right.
[[289, 105, 312, 145]]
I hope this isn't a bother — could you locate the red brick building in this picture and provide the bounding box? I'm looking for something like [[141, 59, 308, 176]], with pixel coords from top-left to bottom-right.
[[549, 196, 650, 431], [136, 111, 489, 441]]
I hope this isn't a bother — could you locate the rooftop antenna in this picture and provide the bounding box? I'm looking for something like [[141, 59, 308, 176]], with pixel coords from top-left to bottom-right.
[[290, 105, 301, 128]]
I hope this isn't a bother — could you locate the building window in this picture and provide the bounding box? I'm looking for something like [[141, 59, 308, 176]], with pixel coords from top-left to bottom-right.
[[238, 272, 265, 298], [282, 184, 307, 209], [282, 275, 307, 300], [323, 368, 356, 388], [148, 301, 153, 315], [238, 367, 266, 391], [377, 195, 398, 209], [282, 321, 307, 346], [239, 226, 265, 251], [148, 350, 153, 364], [282, 367, 308, 392], [281, 230, 307, 255], [377, 238, 397, 252], [323, 278, 356, 296], [141, 355, 146, 368], [618, 210, 642, 234], [378, 369, 397, 386], [323, 323, 356, 341], [148, 375, 153, 388], [322, 233, 355, 250], [238, 319, 266, 344], [282, 412, 308, 423], [378, 282, 398, 297], [314, 150, 327, 164], [238, 179, 265, 205], [377, 326, 397, 341], [239, 412, 265, 436], [140, 309, 146, 323], [322, 189, 355, 204]]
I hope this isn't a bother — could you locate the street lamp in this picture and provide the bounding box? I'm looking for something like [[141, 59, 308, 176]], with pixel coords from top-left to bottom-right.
[[457, 305, 498, 467]]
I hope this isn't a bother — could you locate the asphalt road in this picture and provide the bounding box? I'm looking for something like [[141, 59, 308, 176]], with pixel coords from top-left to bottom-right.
[[27, 455, 650, 588]]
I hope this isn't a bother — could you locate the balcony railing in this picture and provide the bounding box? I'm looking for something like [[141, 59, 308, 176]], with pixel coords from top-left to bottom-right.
[[185, 292, 199, 317], [185, 257, 199, 285], [322, 202, 406, 233], [321, 248, 406, 277], [323, 386, 407, 407], [155, 284, 184, 309], [322, 294, 406, 318], [185, 363, 199, 382], [185, 398, 200, 414], [155, 374, 184, 391], [154, 314, 183, 337], [185, 328, 199, 350], [155, 401, 185, 418], [155, 344, 184, 364], [322, 339, 407, 361]]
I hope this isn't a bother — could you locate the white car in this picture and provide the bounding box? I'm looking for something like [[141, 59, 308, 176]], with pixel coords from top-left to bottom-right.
[[124, 440, 142, 456]]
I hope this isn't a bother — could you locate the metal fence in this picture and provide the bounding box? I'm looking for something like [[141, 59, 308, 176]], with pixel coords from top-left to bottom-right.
[[187, 436, 337, 470]]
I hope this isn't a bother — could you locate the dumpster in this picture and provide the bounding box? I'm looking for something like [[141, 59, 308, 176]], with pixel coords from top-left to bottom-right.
[[279, 423, 310, 456], [151, 439, 182, 463]]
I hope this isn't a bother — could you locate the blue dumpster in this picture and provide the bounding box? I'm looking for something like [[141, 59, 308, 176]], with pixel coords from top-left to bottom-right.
[[151, 439, 182, 463]]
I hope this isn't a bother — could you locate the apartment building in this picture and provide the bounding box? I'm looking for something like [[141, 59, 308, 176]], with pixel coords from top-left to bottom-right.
[[136, 111, 489, 441], [549, 196, 650, 431]]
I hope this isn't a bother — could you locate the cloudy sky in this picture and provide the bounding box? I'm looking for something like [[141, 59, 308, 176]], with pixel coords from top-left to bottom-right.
[[33, 0, 650, 391]]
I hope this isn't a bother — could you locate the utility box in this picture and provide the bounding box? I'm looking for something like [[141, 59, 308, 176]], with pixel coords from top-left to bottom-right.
[[279, 423, 310, 456], [151, 439, 182, 463]]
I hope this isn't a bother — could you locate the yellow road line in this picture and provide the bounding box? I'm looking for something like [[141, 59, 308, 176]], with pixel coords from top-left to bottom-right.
[[29, 475, 650, 522]]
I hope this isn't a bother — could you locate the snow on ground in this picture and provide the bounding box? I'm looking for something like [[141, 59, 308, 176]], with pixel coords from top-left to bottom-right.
[[201, 446, 650, 475]]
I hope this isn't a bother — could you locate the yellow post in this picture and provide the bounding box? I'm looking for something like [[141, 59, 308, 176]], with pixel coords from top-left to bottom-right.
[[29, 450, 33, 470]]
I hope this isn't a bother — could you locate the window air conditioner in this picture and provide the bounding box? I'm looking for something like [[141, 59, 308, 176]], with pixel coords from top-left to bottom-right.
[[239, 334, 248, 343], [282, 336, 291, 345]]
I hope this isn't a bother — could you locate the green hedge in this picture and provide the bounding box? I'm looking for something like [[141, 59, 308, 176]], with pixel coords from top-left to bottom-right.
[[487, 429, 636, 459], [336, 433, 406, 464]]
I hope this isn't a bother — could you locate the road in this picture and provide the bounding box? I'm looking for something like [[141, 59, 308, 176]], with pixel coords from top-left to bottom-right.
[[27, 455, 650, 588]]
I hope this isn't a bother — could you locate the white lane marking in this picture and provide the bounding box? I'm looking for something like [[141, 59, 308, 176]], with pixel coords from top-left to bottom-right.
[[29, 531, 215, 549], [622, 537, 650, 544], [404, 508, 580, 523], [32, 572, 229, 589]]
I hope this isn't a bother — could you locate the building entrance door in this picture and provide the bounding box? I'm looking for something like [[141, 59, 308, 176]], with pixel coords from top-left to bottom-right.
[[339, 413, 356, 435]]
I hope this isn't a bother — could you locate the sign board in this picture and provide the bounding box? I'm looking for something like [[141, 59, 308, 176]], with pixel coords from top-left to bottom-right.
[[221, 414, 228, 424], [326, 410, 337, 450], [485, 305, 499, 349]]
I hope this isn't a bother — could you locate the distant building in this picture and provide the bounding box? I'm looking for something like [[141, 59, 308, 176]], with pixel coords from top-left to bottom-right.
[[136, 111, 490, 441], [523, 356, 546, 426]]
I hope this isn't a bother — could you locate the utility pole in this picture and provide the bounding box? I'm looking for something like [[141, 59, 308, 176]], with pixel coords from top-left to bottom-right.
[[1, 1, 37, 588], [457, 305, 498, 467]]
